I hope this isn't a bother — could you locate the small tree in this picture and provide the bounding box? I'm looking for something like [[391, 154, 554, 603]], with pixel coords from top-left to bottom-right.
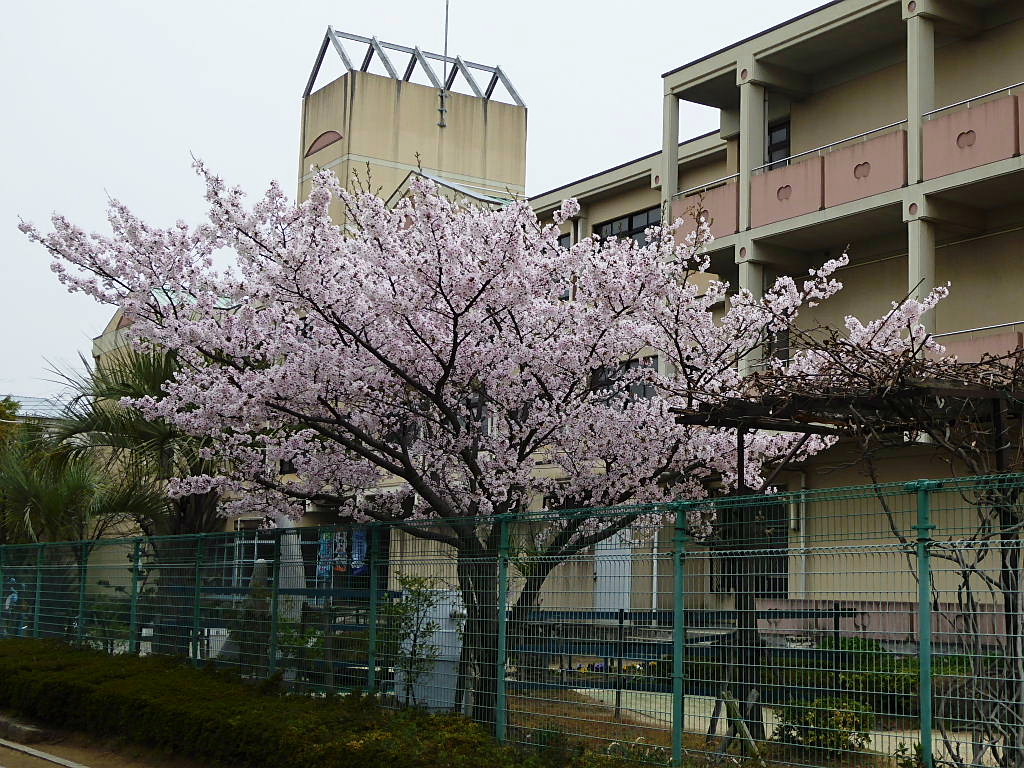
[[51, 349, 226, 654], [380, 575, 443, 707]]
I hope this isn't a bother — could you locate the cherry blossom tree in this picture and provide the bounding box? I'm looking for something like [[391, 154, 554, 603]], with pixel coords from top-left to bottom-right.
[[24, 164, 858, 723]]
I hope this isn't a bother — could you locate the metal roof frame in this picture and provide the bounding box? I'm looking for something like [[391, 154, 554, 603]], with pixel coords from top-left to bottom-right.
[[303, 27, 524, 107]]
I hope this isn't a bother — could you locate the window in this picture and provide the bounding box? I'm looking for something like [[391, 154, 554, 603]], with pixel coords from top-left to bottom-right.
[[589, 355, 660, 400], [624, 355, 659, 399], [767, 328, 791, 367], [766, 120, 791, 169], [555, 232, 573, 300], [304, 130, 343, 157], [231, 518, 277, 587], [279, 459, 297, 475], [595, 206, 662, 245]]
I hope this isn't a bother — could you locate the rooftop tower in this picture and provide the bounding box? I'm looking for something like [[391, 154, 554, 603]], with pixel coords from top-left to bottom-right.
[[299, 28, 528, 217]]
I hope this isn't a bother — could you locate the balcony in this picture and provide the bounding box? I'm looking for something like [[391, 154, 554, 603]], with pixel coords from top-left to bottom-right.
[[923, 84, 1022, 181], [672, 175, 739, 242], [823, 129, 907, 208], [924, 90, 1021, 180], [751, 121, 909, 229], [751, 156, 823, 228], [668, 82, 1024, 248], [934, 322, 1024, 363]]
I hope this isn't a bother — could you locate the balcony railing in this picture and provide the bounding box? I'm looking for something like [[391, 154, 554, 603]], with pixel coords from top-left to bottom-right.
[[933, 321, 1024, 362], [672, 173, 740, 240], [676, 172, 741, 199], [923, 80, 1024, 120], [922, 81, 1024, 180], [751, 120, 909, 176], [751, 121, 908, 227]]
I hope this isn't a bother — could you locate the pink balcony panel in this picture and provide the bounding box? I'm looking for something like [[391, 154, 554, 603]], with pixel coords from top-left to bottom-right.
[[750, 156, 824, 228], [940, 330, 1023, 363], [923, 94, 1020, 180], [824, 130, 907, 207], [673, 181, 739, 243], [1019, 92, 1024, 162]]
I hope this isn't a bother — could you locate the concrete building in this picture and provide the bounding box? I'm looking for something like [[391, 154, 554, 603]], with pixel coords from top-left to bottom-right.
[[533, 0, 1024, 486], [530, 0, 1024, 619], [89, 7, 1024, 619]]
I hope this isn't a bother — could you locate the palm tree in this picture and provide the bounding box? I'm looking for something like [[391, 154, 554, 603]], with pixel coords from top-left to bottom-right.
[[50, 349, 228, 654], [0, 420, 169, 642], [52, 349, 223, 537], [0, 422, 166, 545]]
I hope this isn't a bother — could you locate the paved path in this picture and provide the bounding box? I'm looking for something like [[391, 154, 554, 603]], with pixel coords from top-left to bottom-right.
[[0, 735, 211, 768], [576, 688, 977, 760]]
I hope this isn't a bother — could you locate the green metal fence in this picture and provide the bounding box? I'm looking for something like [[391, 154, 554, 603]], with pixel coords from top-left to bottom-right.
[[2, 474, 1024, 768]]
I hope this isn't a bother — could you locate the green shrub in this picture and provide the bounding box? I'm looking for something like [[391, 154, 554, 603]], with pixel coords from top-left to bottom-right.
[[0, 638, 647, 768], [0, 639, 513, 768], [893, 741, 925, 768], [773, 697, 876, 757]]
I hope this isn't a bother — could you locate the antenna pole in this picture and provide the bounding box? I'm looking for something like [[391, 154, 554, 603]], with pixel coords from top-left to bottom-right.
[[438, 0, 450, 127]]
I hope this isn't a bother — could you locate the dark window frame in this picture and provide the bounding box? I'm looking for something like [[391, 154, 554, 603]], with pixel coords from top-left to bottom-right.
[[766, 119, 791, 170], [595, 205, 662, 245]]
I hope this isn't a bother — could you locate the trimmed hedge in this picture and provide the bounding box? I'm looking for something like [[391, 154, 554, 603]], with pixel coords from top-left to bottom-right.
[[0, 639, 629, 768]]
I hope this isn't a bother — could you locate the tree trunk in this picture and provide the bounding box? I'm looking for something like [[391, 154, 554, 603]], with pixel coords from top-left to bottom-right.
[[725, 502, 766, 743], [454, 544, 501, 730], [148, 538, 199, 657]]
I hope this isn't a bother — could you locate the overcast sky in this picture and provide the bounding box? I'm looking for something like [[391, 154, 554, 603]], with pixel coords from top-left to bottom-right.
[[1, 0, 824, 398]]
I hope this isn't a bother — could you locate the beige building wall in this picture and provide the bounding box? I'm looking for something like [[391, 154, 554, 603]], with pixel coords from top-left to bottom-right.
[[585, 186, 660, 229], [299, 70, 527, 218], [790, 62, 907, 155], [934, 16, 1024, 107], [934, 228, 1024, 333]]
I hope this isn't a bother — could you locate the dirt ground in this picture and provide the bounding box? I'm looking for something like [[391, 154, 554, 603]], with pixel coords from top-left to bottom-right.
[[0, 730, 216, 768]]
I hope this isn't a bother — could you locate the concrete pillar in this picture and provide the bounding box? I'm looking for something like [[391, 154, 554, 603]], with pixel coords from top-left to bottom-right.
[[741, 253, 765, 299], [906, 13, 935, 184], [907, 216, 937, 333], [661, 92, 680, 214], [737, 248, 766, 376], [738, 78, 766, 231], [575, 206, 590, 242]]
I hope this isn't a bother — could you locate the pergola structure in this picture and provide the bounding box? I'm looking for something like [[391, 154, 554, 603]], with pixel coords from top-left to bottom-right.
[[672, 377, 1024, 489], [669, 374, 1024, 749]]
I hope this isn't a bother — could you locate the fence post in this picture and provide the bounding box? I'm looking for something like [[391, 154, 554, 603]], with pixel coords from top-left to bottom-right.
[[128, 539, 142, 655], [672, 505, 689, 767], [366, 524, 380, 694], [76, 544, 89, 644], [910, 480, 939, 768], [615, 608, 625, 720], [32, 544, 44, 638], [268, 530, 282, 676], [495, 515, 510, 743], [191, 537, 205, 664]]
